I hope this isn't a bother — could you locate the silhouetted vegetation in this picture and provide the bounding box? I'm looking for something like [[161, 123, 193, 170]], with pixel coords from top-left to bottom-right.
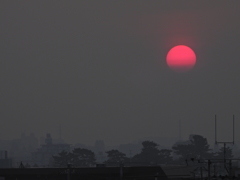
[[159, 149, 173, 164], [172, 134, 213, 162], [51, 134, 235, 167], [52, 150, 72, 167], [105, 149, 129, 166], [132, 141, 172, 165], [72, 148, 96, 167], [52, 148, 96, 167]]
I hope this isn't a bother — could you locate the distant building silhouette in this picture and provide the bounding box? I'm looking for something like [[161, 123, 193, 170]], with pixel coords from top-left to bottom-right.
[[32, 134, 70, 167], [94, 140, 106, 163], [0, 133, 39, 167], [95, 140, 105, 152], [0, 150, 12, 168], [45, 133, 52, 145]]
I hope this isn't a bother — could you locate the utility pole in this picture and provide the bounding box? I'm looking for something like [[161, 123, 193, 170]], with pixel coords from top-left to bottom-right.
[[67, 164, 71, 180], [229, 160, 232, 177], [213, 164, 216, 177], [197, 160, 211, 180], [208, 160, 211, 180], [120, 162, 123, 180]]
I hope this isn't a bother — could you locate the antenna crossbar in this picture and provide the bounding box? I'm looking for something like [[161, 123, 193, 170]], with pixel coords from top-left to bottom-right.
[[214, 114, 235, 177]]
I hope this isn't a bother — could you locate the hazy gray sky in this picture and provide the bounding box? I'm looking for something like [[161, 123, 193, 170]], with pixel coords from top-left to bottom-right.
[[1, 1, 240, 146]]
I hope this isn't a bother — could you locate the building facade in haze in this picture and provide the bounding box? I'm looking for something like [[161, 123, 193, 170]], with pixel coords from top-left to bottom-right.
[[32, 134, 70, 167]]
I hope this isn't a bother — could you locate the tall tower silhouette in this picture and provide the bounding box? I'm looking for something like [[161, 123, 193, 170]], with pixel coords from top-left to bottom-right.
[[179, 119, 182, 141]]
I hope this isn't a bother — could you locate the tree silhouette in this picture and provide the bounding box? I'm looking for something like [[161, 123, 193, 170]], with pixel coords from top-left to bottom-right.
[[132, 141, 172, 165], [159, 149, 173, 164], [72, 148, 96, 167], [132, 141, 159, 164], [172, 134, 213, 162], [189, 135, 212, 158], [52, 148, 96, 167], [105, 149, 129, 165], [52, 150, 72, 167]]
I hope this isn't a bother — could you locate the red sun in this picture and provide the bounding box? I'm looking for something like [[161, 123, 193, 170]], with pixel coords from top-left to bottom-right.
[[166, 45, 196, 72]]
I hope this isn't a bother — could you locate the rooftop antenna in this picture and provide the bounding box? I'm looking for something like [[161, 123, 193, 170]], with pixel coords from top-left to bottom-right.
[[233, 115, 235, 144], [59, 123, 62, 141], [215, 115, 217, 144], [179, 119, 182, 141], [215, 114, 235, 174]]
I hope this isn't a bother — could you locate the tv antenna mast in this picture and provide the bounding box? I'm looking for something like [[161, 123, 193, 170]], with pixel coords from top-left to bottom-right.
[[179, 119, 182, 141], [215, 114, 235, 174]]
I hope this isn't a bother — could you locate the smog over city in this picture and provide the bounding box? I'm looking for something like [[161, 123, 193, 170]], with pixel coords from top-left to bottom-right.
[[1, 1, 240, 174]]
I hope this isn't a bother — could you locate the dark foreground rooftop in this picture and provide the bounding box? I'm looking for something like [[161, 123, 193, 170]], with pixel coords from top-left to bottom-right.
[[0, 166, 168, 180]]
